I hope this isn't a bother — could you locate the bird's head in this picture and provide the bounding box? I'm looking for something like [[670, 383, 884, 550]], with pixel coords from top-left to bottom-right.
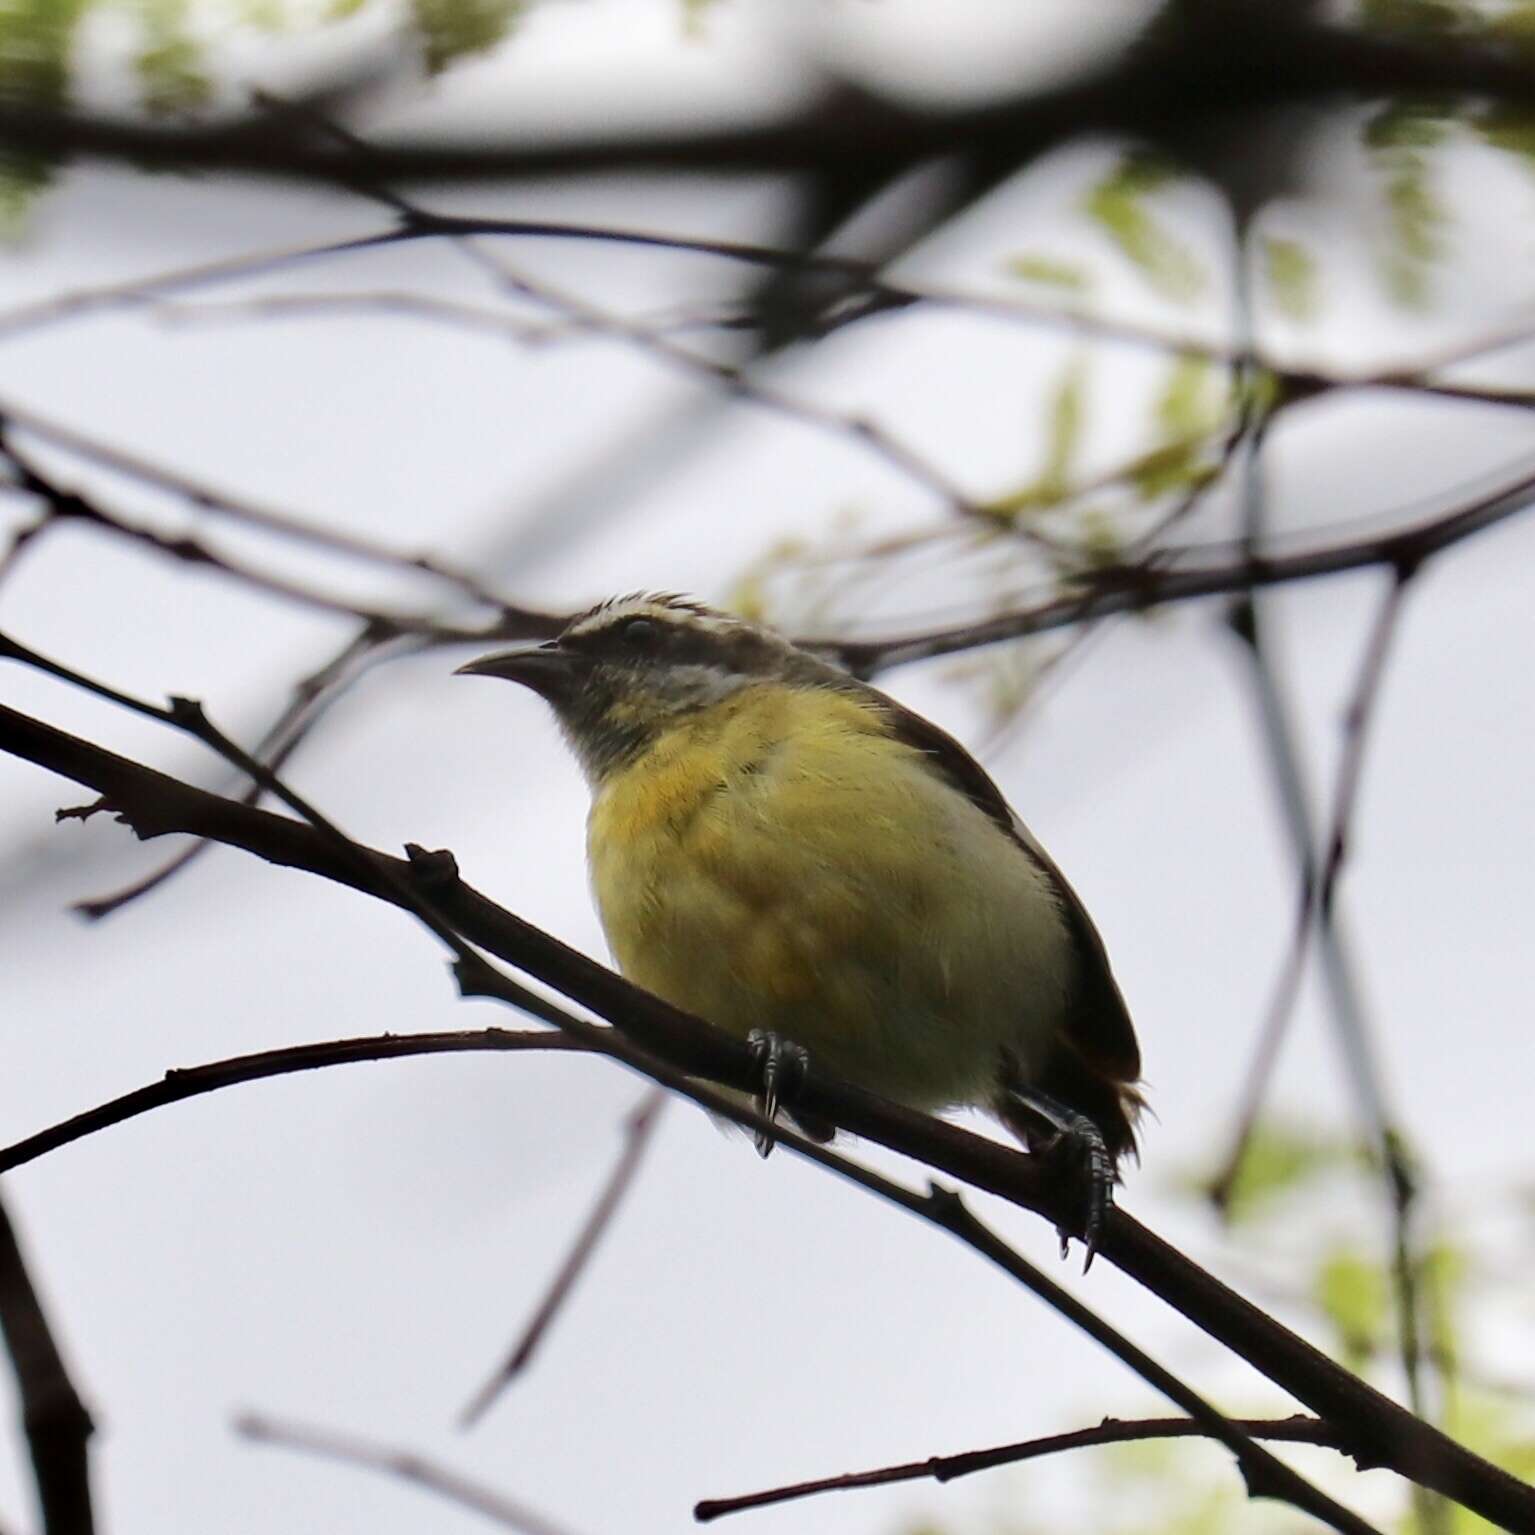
[[456, 593, 828, 783]]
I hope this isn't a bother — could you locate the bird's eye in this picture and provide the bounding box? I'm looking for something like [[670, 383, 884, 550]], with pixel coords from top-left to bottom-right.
[[619, 617, 661, 647]]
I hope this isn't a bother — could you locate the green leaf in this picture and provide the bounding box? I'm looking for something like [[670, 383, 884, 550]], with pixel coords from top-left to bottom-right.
[[0, 149, 53, 232], [1470, 105, 1535, 174], [1261, 235, 1320, 321], [1126, 355, 1225, 502], [1364, 102, 1454, 308], [1213, 1121, 1350, 1224], [236, 0, 288, 29], [136, 0, 212, 116], [981, 356, 1089, 520], [1039, 355, 1086, 501], [0, 0, 89, 107], [680, 0, 725, 38], [1315, 1245, 1389, 1369], [1360, 0, 1471, 35], [326, 0, 372, 16], [1082, 151, 1204, 303], [1002, 253, 1091, 292], [410, 0, 523, 74], [0, 0, 89, 222]]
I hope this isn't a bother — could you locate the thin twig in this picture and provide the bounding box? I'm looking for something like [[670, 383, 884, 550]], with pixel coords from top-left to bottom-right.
[[3, 702, 1528, 1529], [460, 1089, 667, 1428], [0, 1029, 586, 1175], [696, 1412, 1347, 1520], [236, 1413, 585, 1535], [6, 632, 1381, 1535], [0, 400, 560, 631]]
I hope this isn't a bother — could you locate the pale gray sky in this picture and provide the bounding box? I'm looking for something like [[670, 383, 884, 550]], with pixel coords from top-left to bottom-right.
[[2, 5, 1533, 1534]]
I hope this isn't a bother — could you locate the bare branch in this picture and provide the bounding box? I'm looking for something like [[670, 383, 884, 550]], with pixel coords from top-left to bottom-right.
[[0, 1194, 94, 1535], [696, 1412, 1348, 1521], [460, 1089, 666, 1428], [236, 1413, 586, 1535], [1, 702, 1529, 1529], [0, 1029, 586, 1175], [827, 454, 1535, 675], [0, 404, 562, 636]]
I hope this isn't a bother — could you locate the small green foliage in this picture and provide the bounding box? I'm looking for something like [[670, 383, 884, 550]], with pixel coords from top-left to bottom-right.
[[1039, 356, 1086, 503], [1155, 354, 1220, 442], [0, 0, 88, 106], [326, 0, 372, 17], [0, 0, 89, 223], [1075, 506, 1124, 568], [1363, 101, 1454, 308], [680, 0, 725, 38], [982, 356, 1088, 520], [410, 0, 523, 74], [1209, 1120, 1353, 1224], [236, 0, 288, 29], [1469, 105, 1535, 174], [136, 0, 212, 115], [1316, 1245, 1390, 1369], [1261, 235, 1320, 322], [1365, 98, 1453, 154], [1493, 0, 1535, 46], [0, 149, 52, 232], [1125, 355, 1225, 502], [1082, 151, 1204, 303], [1002, 253, 1091, 292], [1360, 0, 1471, 34]]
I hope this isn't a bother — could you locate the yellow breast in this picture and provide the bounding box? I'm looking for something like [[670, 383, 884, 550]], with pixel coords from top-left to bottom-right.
[[586, 683, 1073, 1109]]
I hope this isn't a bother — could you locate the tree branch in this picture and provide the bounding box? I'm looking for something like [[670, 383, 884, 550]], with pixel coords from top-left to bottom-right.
[[237, 1413, 584, 1535], [0, 1194, 94, 1535], [696, 1412, 1349, 1521], [0, 702, 1530, 1530], [460, 1089, 666, 1429]]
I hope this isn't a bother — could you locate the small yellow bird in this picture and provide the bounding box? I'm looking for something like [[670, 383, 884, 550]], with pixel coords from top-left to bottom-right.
[[458, 593, 1143, 1256]]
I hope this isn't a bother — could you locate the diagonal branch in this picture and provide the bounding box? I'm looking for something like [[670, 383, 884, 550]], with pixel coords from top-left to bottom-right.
[[0, 1029, 586, 1174], [460, 1089, 667, 1429], [237, 1413, 584, 1535], [0, 702, 1530, 1530], [0, 1194, 94, 1535], [696, 1412, 1349, 1521]]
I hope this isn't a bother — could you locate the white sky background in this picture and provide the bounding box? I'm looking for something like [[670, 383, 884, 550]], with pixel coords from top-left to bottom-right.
[[1, 3, 1534, 1533]]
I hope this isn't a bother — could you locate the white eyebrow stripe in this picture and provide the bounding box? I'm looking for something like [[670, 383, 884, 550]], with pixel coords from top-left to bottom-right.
[[565, 594, 744, 642]]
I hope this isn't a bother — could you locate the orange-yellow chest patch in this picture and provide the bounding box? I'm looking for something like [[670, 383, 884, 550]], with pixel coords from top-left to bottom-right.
[[587, 687, 894, 1012]]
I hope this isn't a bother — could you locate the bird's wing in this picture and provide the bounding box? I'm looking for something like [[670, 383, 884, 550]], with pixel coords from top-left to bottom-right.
[[872, 692, 1142, 1085]]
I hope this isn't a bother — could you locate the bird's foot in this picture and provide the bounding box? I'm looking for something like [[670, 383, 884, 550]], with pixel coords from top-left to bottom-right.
[[745, 1030, 809, 1158], [1003, 1085, 1114, 1270]]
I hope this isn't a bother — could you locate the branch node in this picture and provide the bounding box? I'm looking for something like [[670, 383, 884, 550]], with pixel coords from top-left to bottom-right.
[[450, 952, 497, 1000], [404, 841, 460, 890], [55, 799, 108, 824]]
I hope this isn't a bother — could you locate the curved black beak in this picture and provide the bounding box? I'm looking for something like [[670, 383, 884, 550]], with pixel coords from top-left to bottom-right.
[[454, 641, 580, 703]]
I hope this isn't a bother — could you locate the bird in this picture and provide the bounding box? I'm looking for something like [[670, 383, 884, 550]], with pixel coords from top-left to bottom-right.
[[457, 592, 1143, 1260]]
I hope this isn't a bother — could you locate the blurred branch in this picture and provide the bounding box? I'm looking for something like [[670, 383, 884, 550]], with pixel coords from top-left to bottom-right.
[[460, 1089, 666, 1429], [0, 401, 562, 637], [827, 453, 1535, 675], [0, 648, 1386, 1535], [0, 701, 1529, 1530], [0, 1195, 94, 1535], [4, 10, 1535, 185], [0, 1029, 586, 1175], [237, 1413, 585, 1535], [696, 1411, 1348, 1522]]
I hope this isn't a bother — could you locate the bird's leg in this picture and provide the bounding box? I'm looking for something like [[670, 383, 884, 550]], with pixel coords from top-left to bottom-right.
[[1002, 1084, 1114, 1270], [745, 1029, 809, 1158]]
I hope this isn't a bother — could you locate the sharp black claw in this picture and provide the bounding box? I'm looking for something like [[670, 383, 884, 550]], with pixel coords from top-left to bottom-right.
[[1003, 1084, 1115, 1272], [746, 1030, 808, 1157]]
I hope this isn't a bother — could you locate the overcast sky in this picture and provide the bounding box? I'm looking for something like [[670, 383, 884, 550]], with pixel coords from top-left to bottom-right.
[[2, 5, 1533, 1534]]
